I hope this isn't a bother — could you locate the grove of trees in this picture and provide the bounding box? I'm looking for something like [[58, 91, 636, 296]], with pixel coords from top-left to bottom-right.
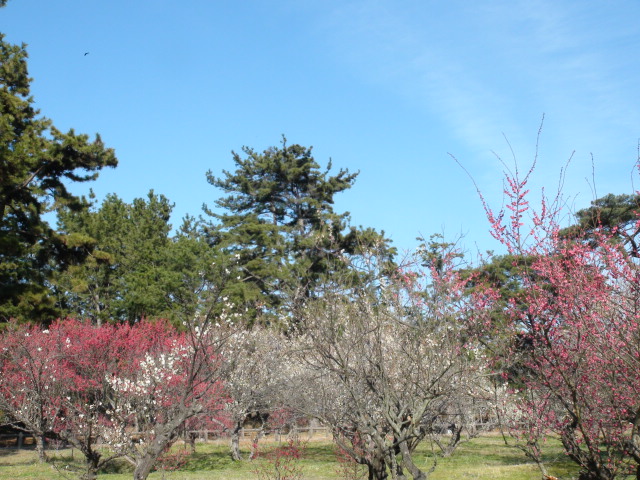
[[3, 4, 640, 480]]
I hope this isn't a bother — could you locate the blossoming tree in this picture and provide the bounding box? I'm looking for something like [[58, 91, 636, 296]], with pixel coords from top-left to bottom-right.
[[223, 326, 289, 461], [0, 317, 236, 480], [289, 248, 493, 480], [95, 319, 231, 480], [0, 322, 75, 462], [476, 158, 640, 480], [51, 320, 126, 480]]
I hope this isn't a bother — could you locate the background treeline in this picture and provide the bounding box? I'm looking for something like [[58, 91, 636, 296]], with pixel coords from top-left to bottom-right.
[[0, 26, 395, 326]]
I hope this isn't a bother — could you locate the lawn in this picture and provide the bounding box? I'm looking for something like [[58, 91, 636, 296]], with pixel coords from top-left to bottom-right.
[[0, 433, 577, 480]]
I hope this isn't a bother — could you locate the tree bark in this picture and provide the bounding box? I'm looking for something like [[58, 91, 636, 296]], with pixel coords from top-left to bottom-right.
[[249, 427, 265, 460], [434, 424, 462, 457], [34, 434, 47, 463], [230, 421, 243, 461], [187, 431, 197, 454], [366, 454, 388, 480], [132, 412, 189, 480], [80, 461, 98, 480], [399, 441, 427, 480], [78, 447, 101, 480]]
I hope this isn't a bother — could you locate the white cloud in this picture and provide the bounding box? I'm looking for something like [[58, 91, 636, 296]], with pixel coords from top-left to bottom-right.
[[318, 0, 640, 194]]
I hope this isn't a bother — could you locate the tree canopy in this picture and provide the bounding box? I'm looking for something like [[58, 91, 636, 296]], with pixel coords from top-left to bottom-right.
[[560, 193, 640, 256], [204, 138, 395, 325], [0, 34, 117, 322], [55, 192, 231, 325]]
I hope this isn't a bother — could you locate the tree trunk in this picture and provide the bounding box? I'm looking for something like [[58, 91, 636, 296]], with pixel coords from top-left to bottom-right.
[[131, 413, 189, 480], [79, 449, 101, 480], [389, 441, 406, 480], [398, 441, 427, 480], [187, 431, 197, 454], [249, 427, 265, 460], [367, 454, 388, 480], [80, 463, 98, 480], [575, 457, 615, 480], [436, 424, 462, 457], [577, 470, 615, 480], [93, 293, 102, 327], [34, 434, 47, 463], [230, 422, 243, 461], [133, 454, 157, 480], [562, 428, 614, 480]]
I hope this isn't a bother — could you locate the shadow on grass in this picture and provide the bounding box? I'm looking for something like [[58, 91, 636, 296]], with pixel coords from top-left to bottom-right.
[[0, 436, 580, 480], [0, 448, 18, 458], [0, 447, 41, 463], [182, 449, 241, 472], [45, 450, 133, 476], [180, 442, 338, 475]]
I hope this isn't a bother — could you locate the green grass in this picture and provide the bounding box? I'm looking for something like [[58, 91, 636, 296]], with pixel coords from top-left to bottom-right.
[[427, 435, 577, 480], [0, 434, 577, 479]]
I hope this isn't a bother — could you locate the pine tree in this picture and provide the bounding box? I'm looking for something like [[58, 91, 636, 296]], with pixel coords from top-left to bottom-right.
[[204, 138, 395, 325], [56, 191, 184, 324], [560, 193, 640, 257], [0, 34, 117, 322]]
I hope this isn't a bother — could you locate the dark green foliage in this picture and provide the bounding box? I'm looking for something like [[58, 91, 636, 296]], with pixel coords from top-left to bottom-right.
[[560, 193, 640, 256], [55, 192, 167, 323], [56, 192, 222, 325], [204, 138, 395, 325], [0, 34, 117, 323], [462, 253, 542, 387], [163, 215, 232, 323], [466, 254, 535, 311], [465, 253, 537, 337]]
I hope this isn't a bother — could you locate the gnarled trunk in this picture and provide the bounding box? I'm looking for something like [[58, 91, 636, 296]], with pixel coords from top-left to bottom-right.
[[132, 413, 188, 480], [398, 440, 427, 480], [78, 447, 101, 480], [230, 421, 243, 461], [366, 454, 388, 480], [34, 434, 47, 463]]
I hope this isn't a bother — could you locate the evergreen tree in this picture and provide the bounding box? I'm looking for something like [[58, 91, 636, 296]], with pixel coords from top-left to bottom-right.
[[57, 193, 226, 325], [560, 193, 640, 257], [204, 138, 395, 325], [163, 215, 238, 324], [54, 193, 126, 324], [0, 34, 117, 322], [56, 191, 175, 323]]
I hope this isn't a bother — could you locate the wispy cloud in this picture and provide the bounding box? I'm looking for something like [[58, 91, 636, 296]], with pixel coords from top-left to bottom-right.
[[319, 0, 640, 184]]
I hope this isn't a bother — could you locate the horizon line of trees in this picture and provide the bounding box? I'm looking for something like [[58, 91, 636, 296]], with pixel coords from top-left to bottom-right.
[[0, 20, 395, 326]]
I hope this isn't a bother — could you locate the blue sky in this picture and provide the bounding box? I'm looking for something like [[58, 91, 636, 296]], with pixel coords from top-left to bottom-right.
[[2, 1, 639, 256]]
